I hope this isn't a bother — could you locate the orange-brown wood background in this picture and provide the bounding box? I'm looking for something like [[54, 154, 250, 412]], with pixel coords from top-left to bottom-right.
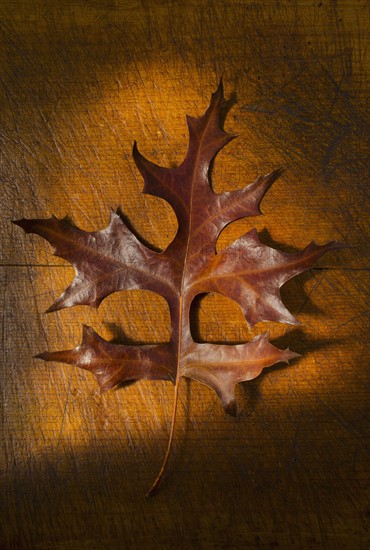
[[1, 1, 369, 548]]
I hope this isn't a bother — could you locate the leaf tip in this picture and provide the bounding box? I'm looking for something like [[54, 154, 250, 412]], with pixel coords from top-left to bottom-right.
[[269, 167, 284, 181], [12, 218, 32, 233], [45, 302, 60, 314], [211, 77, 227, 107], [132, 140, 143, 167], [216, 76, 224, 96], [331, 240, 350, 251], [284, 348, 301, 362], [34, 352, 47, 360]]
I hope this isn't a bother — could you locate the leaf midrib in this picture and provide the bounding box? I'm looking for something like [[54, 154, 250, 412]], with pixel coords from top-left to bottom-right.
[[178, 100, 218, 361]]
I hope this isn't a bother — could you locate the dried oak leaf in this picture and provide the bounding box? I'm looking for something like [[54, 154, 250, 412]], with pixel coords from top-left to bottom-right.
[[14, 81, 343, 495]]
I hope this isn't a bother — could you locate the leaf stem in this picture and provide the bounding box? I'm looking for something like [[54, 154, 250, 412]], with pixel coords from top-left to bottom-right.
[[146, 375, 180, 497]]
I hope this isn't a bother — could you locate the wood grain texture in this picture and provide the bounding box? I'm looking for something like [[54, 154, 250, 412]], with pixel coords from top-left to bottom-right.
[[1, 1, 369, 548]]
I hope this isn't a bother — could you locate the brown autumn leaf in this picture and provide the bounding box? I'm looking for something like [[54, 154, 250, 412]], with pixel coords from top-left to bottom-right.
[[14, 81, 343, 495]]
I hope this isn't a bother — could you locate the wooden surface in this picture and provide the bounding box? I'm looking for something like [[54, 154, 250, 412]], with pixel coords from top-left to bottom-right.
[[1, 1, 369, 548]]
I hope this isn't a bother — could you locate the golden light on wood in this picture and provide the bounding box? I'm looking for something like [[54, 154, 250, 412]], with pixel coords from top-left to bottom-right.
[[2, 0, 369, 546]]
